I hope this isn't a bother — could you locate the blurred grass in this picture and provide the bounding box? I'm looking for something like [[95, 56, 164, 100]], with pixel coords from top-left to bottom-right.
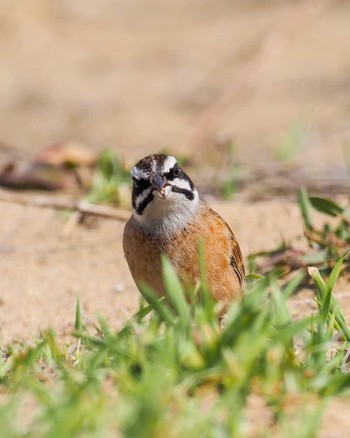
[[343, 143, 350, 176], [274, 115, 308, 163], [1, 252, 350, 437], [250, 189, 350, 284], [209, 141, 243, 200], [85, 149, 130, 207]]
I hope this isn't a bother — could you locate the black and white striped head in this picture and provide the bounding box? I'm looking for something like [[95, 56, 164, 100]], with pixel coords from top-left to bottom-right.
[[130, 154, 199, 234]]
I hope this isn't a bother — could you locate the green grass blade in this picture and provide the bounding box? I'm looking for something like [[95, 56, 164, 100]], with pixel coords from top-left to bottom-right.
[[138, 283, 175, 325], [298, 188, 313, 231], [271, 287, 291, 327], [308, 253, 350, 341], [161, 256, 191, 332], [308, 267, 327, 297], [308, 196, 345, 217], [282, 270, 306, 299], [322, 250, 348, 317], [133, 301, 154, 321], [74, 297, 83, 332], [245, 273, 264, 280]]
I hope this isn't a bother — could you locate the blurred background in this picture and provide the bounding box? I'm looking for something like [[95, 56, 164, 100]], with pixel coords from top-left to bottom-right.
[[0, 0, 349, 196]]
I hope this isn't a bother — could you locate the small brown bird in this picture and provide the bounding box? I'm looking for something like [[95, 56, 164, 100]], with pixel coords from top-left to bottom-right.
[[123, 154, 245, 312]]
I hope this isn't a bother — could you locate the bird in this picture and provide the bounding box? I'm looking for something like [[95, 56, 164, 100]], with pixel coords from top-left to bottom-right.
[[123, 153, 245, 313]]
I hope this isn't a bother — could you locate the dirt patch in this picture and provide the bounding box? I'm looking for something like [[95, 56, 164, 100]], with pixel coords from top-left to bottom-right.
[[1, 195, 348, 345]]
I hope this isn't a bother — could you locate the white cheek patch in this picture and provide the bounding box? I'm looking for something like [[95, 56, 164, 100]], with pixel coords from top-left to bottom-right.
[[172, 177, 192, 190], [131, 166, 148, 181], [162, 156, 177, 174], [135, 186, 152, 206], [133, 184, 200, 233]]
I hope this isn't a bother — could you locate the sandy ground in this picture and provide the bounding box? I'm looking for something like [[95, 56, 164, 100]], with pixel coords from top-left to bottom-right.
[[0, 195, 348, 344], [0, 1, 350, 434], [0, 197, 304, 344]]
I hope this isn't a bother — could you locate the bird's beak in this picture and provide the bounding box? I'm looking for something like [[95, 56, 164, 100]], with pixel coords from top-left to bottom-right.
[[153, 175, 171, 199]]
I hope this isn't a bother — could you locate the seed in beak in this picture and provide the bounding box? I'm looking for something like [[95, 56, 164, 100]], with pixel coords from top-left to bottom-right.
[[152, 176, 171, 199], [153, 175, 165, 192]]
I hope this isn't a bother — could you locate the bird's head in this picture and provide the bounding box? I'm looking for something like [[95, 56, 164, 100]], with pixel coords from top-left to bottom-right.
[[130, 154, 199, 233]]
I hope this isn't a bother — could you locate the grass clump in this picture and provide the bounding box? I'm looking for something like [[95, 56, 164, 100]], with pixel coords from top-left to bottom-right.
[[250, 189, 350, 284], [86, 149, 130, 206], [1, 255, 350, 437], [212, 141, 243, 201]]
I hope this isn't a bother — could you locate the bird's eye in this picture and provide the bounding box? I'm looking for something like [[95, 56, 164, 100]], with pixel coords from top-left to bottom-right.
[[172, 164, 181, 177]]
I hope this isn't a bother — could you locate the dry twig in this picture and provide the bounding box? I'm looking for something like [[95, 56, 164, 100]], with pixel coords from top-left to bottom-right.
[[0, 189, 130, 222]]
